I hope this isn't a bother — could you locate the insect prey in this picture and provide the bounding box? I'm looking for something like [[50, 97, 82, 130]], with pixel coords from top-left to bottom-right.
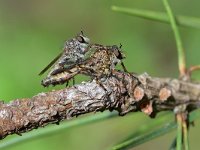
[[39, 31, 91, 87]]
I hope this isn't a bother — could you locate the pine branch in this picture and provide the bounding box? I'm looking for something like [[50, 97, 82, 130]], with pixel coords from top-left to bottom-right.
[[0, 70, 200, 140]]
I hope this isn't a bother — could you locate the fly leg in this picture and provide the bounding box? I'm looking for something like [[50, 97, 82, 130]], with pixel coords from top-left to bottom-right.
[[121, 62, 128, 72], [72, 77, 75, 85], [65, 81, 69, 87]]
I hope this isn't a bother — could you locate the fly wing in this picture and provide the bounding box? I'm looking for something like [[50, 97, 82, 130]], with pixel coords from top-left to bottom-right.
[[49, 46, 97, 76], [83, 44, 99, 59], [38, 52, 63, 76]]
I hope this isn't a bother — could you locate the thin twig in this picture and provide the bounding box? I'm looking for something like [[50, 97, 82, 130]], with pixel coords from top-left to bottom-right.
[[183, 119, 189, 150], [176, 114, 183, 150], [189, 65, 200, 74]]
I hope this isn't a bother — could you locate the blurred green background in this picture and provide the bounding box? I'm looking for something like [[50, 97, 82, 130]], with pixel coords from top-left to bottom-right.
[[0, 0, 200, 149]]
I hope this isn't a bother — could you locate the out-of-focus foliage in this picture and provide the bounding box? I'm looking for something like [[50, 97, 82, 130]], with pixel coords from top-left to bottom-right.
[[0, 0, 200, 150]]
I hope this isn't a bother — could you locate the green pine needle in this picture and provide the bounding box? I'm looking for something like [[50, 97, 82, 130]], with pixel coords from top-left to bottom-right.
[[113, 121, 176, 150], [112, 109, 200, 150], [162, 0, 186, 76], [0, 112, 117, 149], [111, 6, 200, 29]]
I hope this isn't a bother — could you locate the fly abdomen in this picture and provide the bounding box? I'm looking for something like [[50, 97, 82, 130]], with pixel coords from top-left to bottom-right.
[[41, 67, 80, 87]]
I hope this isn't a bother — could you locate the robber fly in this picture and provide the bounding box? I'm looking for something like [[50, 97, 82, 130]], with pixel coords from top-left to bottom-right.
[[41, 44, 128, 87], [39, 31, 91, 87]]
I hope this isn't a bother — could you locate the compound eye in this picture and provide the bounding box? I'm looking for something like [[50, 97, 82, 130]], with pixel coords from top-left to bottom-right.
[[77, 36, 86, 43]]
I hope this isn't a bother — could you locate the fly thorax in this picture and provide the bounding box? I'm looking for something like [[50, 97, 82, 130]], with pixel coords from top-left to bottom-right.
[[73, 53, 85, 62], [78, 43, 89, 54], [66, 40, 75, 49]]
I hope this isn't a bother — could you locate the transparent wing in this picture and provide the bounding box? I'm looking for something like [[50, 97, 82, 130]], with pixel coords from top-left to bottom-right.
[[84, 45, 98, 59], [38, 52, 63, 76]]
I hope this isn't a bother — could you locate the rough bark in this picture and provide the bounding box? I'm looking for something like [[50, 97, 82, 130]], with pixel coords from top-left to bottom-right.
[[0, 70, 200, 140]]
